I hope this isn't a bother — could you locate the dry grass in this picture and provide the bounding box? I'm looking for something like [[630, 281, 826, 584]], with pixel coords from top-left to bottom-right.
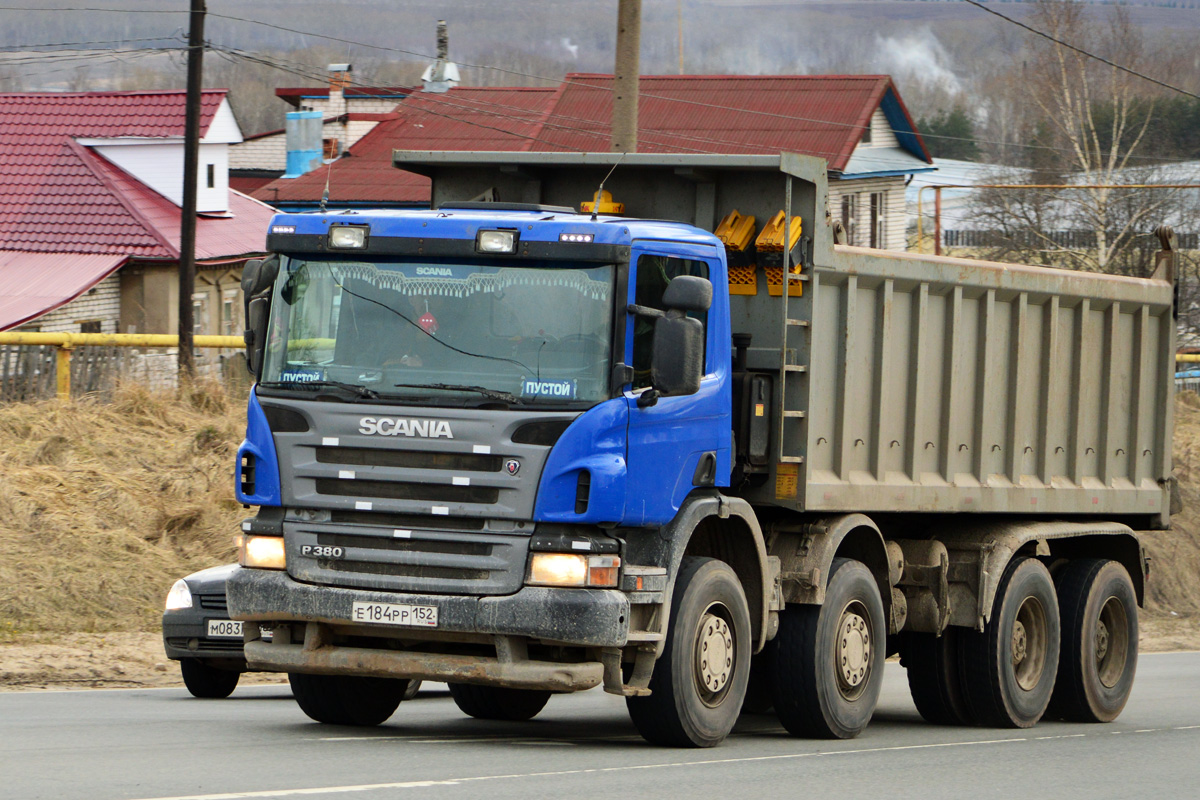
[[0, 382, 245, 635]]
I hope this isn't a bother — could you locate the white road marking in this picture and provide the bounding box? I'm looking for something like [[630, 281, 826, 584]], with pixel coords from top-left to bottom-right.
[[128, 737, 1026, 800]]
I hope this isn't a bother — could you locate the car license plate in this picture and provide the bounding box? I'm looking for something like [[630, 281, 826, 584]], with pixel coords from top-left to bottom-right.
[[351, 601, 438, 628], [207, 619, 243, 638]]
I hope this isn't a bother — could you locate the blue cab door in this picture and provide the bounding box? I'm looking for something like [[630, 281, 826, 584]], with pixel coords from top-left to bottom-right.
[[622, 243, 732, 527]]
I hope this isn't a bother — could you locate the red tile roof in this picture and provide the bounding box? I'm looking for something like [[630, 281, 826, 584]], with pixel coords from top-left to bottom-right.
[[0, 90, 276, 330], [0, 89, 226, 140], [255, 87, 556, 205], [252, 75, 930, 206], [0, 251, 128, 331], [529, 74, 926, 170]]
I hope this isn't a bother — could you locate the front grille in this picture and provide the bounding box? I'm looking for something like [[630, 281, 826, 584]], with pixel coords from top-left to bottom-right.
[[166, 637, 244, 654], [317, 533, 491, 556], [322, 559, 490, 581], [330, 510, 486, 531], [317, 446, 501, 472], [316, 478, 499, 504], [288, 520, 530, 596], [197, 595, 228, 612]]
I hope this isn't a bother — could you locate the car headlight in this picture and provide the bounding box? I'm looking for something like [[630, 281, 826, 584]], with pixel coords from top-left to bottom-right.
[[165, 579, 193, 611], [527, 553, 620, 588], [237, 534, 287, 570]]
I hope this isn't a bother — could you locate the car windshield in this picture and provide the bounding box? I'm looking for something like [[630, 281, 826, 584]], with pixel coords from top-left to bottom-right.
[[260, 256, 615, 406]]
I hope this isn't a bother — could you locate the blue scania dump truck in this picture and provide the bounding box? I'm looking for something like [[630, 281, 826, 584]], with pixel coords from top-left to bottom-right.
[[228, 153, 1176, 747]]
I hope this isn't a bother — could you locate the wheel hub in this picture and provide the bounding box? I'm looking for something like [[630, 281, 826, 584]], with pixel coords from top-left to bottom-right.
[[696, 613, 733, 695], [1095, 619, 1110, 663], [1012, 620, 1028, 667], [837, 610, 871, 690]]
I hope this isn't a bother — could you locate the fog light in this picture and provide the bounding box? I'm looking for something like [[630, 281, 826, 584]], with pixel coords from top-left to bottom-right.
[[527, 552, 621, 588], [329, 226, 367, 248], [165, 579, 193, 610], [476, 229, 517, 254], [237, 534, 287, 570]]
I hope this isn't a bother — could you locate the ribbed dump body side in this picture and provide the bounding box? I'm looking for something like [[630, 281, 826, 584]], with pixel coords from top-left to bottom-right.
[[798, 246, 1174, 524]]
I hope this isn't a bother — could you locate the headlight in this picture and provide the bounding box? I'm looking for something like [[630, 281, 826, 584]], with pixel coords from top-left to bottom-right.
[[527, 553, 620, 588], [165, 579, 193, 611], [475, 229, 517, 254], [328, 225, 367, 248], [237, 534, 287, 570]]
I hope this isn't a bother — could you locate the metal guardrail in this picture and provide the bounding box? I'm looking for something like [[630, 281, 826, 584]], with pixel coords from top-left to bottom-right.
[[0, 332, 244, 398]]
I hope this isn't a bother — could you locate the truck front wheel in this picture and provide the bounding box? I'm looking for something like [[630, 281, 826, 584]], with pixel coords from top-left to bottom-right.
[[288, 673, 408, 726], [447, 684, 551, 721], [626, 557, 752, 747], [1049, 559, 1138, 723], [960, 557, 1060, 728], [770, 558, 886, 738]]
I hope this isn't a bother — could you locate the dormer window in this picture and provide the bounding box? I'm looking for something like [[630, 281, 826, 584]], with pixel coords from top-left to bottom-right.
[[861, 124, 872, 145]]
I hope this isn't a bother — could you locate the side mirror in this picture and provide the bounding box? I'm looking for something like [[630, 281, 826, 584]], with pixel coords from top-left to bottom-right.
[[662, 275, 712, 313], [246, 296, 270, 378], [241, 256, 279, 377], [647, 314, 704, 402]]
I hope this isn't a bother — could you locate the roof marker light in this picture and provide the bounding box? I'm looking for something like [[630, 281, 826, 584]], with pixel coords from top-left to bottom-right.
[[559, 233, 595, 243]]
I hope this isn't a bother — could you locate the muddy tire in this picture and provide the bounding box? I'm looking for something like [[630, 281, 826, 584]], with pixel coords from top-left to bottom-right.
[[180, 659, 240, 699], [901, 629, 973, 725], [960, 557, 1060, 728], [288, 673, 407, 726], [1050, 559, 1138, 723], [447, 684, 551, 721], [770, 558, 886, 739], [626, 557, 751, 747]]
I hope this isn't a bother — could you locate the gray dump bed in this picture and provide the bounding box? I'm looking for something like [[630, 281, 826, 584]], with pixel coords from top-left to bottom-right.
[[396, 151, 1175, 528]]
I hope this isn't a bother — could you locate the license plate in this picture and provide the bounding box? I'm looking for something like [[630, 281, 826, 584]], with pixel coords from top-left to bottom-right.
[[207, 619, 243, 638], [351, 601, 438, 628]]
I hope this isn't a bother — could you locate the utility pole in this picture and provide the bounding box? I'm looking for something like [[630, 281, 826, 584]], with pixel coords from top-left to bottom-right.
[[611, 0, 641, 152], [178, 0, 206, 381]]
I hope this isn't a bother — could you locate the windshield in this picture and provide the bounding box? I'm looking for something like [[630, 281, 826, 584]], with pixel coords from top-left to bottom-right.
[[260, 256, 615, 405]]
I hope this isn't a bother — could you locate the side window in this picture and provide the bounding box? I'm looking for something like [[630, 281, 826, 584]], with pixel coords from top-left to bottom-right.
[[631, 255, 709, 390]]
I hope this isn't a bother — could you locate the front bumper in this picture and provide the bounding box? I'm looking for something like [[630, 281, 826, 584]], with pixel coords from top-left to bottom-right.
[[161, 611, 248, 664], [227, 567, 629, 689]]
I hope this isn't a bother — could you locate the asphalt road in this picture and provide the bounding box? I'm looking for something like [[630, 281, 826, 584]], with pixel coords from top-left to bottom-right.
[[2, 653, 1198, 800]]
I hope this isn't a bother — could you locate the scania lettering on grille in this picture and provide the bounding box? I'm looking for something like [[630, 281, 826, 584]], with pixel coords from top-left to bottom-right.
[[358, 417, 454, 438]]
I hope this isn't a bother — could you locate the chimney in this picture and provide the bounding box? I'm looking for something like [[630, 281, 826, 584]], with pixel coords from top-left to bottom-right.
[[327, 63, 351, 118], [282, 110, 324, 178], [421, 20, 460, 93]]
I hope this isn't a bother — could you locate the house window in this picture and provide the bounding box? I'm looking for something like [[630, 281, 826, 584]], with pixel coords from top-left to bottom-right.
[[79, 320, 101, 334], [222, 289, 239, 336], [206, 164, 215, 189], [323, 138, 340, 159], [869, 192, 886, 249], [193, 292, 209, 337], [841, 194, 859, 246], [861, 122, 872, 145]]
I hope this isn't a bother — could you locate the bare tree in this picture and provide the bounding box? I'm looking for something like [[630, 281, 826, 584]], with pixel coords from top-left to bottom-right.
[[971, 0, 1187, 276]]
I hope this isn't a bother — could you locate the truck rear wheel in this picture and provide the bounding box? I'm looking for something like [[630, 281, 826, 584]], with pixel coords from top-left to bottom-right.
[[770, 558, 885, 739], [447, 684, 551, 721], [960, 557, 1060, 728], [626, 557, 751, 747], [288, 673, 408, 726], [901, 629, 973, 725], [180, 659, 240, 699], [1049, 559, 1138, 723]]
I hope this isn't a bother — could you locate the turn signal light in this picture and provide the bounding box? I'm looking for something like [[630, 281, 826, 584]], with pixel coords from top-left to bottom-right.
[[527, 552, 621, 588]]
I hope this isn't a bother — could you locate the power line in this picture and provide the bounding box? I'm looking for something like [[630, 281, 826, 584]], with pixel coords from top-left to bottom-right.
[[0, 35, 184, 51], [959, 0, 1200, 101]]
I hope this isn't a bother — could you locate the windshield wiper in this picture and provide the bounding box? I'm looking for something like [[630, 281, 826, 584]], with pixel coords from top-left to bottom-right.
[[259, 379, 380, 400], [394, 382, 521, 404]]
